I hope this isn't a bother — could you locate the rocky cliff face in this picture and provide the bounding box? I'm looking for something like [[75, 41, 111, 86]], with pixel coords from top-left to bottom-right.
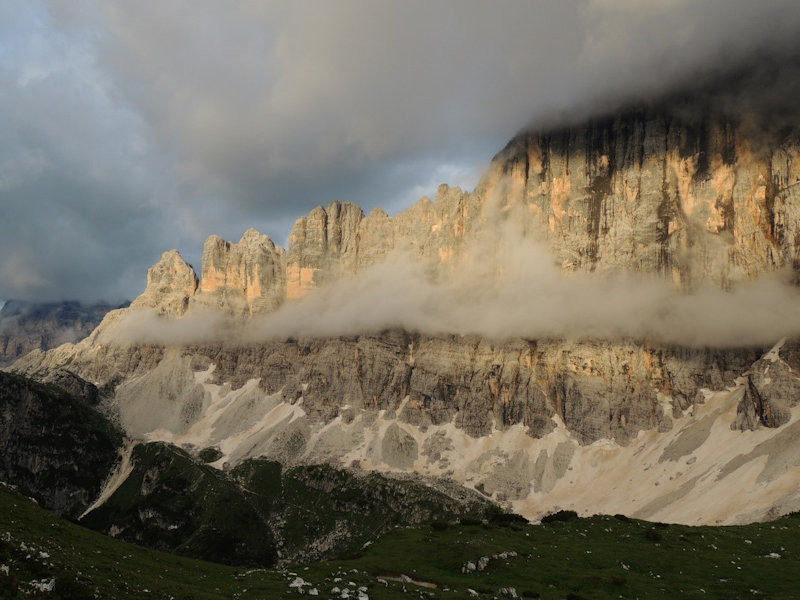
[[193, 229, 285, 315], [130, 250, 197, 317], [491, 111, 800, 289], [0, 371, 492, 566], [119, 108, 800, 315], [0, 371, 123, 515], [9, 101, 800, 525]]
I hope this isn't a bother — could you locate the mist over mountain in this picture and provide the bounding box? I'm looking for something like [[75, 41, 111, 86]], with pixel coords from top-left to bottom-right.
[[4, 1, 800, 304], [102, 56, 800, 348], [6, 9, 800, 592], [9, 55, 800, 528], [0, 300, 128, 366]]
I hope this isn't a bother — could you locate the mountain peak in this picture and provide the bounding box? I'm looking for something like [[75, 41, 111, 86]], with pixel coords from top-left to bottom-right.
[[129, 250, 198, 317]]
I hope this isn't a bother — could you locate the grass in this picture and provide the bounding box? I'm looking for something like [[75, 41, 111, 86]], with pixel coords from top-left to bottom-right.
[[4, 482, 800, 599], [0, 484, 286, 599], [82, 447, 493, 567]]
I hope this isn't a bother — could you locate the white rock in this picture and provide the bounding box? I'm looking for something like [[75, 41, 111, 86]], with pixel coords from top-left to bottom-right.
[[289, 576, 309, 588], [31, 579, 56, 593]]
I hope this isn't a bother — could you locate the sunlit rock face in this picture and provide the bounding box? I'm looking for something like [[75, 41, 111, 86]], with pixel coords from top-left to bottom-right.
[[133, 107, 800, 313], [130, 250, 198, 317], [490, 111, 800, 290], [191, 229, 285, 316], [10, 101, 800, 526]]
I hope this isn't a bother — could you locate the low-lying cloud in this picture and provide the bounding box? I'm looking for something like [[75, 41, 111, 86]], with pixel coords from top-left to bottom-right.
[[115, 222, 800, 349]]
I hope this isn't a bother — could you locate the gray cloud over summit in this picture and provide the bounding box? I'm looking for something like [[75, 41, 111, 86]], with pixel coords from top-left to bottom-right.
[[2, 0, 800, 302]]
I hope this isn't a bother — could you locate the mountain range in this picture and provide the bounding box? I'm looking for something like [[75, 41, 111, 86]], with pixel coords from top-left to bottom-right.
[[7, 96, 800, 535]]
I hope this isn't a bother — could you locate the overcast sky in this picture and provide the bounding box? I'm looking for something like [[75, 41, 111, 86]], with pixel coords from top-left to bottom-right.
[[2, 0, 800, 302]]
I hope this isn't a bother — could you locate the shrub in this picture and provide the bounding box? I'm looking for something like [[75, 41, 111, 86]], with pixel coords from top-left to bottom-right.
[[644, 530, 662, 542], [613, 514, 631, 523], [489, 512, 529, 527], [541, 510, 578, 523]]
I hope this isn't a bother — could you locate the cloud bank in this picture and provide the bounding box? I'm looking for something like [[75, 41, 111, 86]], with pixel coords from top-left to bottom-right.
[[3, 1, 800, 302], [115, 220, 800, 348]]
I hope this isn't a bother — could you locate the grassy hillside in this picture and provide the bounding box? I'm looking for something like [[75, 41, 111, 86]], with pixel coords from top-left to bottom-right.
[[82, 444, 492, 566], [4, 484, 800, 599], [0, 483, 286, 599]]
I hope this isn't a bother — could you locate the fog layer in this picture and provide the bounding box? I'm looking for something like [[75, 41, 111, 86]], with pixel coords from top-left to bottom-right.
[[117, 220, 800, 348]]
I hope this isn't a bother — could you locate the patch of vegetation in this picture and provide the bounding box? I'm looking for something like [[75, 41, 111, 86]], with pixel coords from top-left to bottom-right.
[[0, 484, 287, 599], [197, 446, 224, 463], [81, 450, 493, 567], [4, 483, 800, 598], [80, 443, 279, 567], [540, 510, 578, 523], [486, 505, 529, 527]]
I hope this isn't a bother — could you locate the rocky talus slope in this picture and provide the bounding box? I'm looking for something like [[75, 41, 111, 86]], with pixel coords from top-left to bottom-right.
[[10, 104, 800, 524], [0, 371, 491, 566]]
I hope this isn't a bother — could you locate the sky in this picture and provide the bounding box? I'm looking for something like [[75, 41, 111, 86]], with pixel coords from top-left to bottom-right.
[[2, 0, 800, 303]]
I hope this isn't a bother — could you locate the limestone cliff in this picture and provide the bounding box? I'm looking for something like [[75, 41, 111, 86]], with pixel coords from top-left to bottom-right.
[[9, 100, 800, 525], [130, 250, 198, 317], [135, 108, 800, 313], [191, 229, 285, 315], [286, 202, 364, 299], [490, 112, 800, 289]]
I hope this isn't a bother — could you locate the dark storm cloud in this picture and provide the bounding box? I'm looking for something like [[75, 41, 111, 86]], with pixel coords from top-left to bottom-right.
[[2, 0, 800, 301], [0, 6, 170, 301]]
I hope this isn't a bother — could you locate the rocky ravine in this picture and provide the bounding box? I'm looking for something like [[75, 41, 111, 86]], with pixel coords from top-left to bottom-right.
[[10, 103, 800, 525]]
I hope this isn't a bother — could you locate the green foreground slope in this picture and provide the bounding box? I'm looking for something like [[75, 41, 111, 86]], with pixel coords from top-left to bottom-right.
[[4, 485, 800, 599], [81, 443, 492, 566]]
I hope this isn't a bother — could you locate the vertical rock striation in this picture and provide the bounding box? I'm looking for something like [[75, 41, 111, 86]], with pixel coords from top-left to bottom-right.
[[150, 109, 800, 315], [130, 250, 198, 317], [10, 102, 800, 450], [191, 229, 285, 315], [489, 111, 800, 289]]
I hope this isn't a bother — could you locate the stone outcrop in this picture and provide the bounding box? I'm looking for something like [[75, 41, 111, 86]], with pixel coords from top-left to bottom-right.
[[0, 371, 123, 515], [42, 368, 99, 405], [8, 97, 800, 525], [130, 250, 198, 317], [733, 340, 800, 431], [489, 114, 800, 290], [191, 229, 285, 315], [286, 202, 364, 299], [101, 334, 754, 446], [11, 102, 798, 447]]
